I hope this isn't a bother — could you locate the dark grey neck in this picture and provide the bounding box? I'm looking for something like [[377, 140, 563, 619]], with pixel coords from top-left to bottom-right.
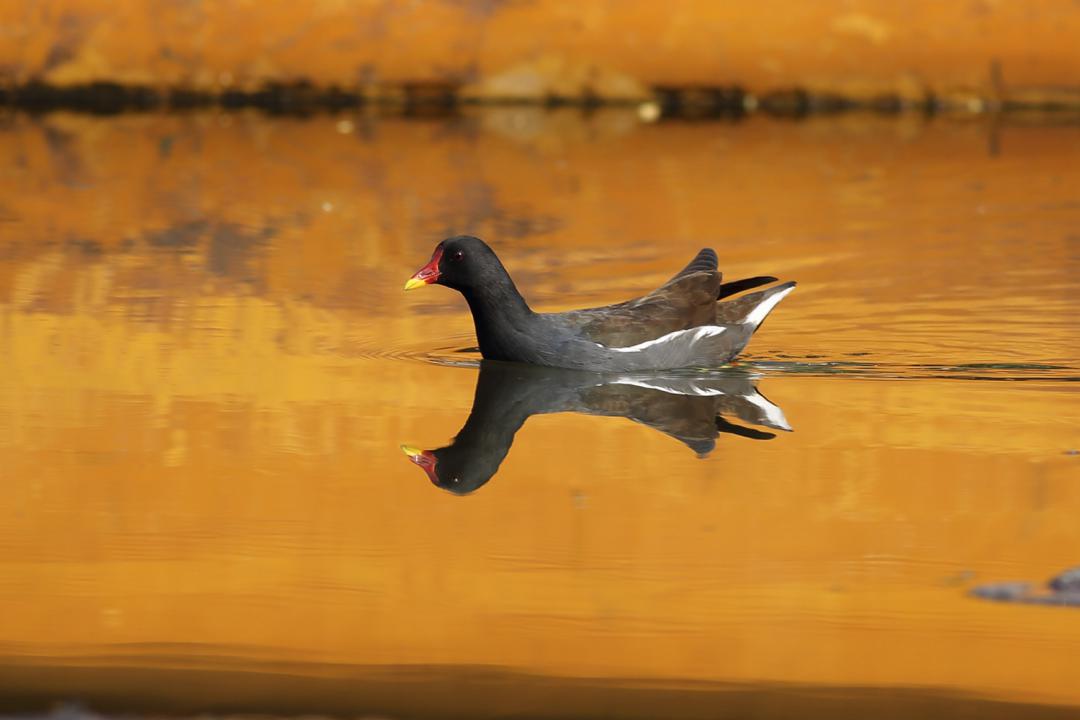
[[461, 276, 538, 362]]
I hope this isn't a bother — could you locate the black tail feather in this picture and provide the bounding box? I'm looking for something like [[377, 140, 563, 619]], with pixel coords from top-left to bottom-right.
[[670, 248, 719, 281], [717, 275, 778, 299]]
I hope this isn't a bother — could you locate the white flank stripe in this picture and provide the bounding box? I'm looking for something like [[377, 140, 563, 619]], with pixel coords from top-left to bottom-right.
[[742, 285, 795, 328], [602, 325, 726, 353]]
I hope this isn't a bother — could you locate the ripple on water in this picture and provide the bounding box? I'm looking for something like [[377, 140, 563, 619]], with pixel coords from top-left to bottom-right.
[[747, 359, 1079, 382], [418, 347, 1078, 382], [341, 339, 474, 364]]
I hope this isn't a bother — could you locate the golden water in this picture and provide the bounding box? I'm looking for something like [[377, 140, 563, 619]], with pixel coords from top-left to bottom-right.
[[0, 109, 1078, 718]]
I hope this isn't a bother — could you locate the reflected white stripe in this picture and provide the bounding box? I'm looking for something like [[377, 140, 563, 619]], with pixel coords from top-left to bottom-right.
[[743, 392, 792, 431], [610, 377, 728, 397]]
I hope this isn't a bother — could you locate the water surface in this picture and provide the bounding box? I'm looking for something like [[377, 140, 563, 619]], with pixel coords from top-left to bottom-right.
[[0, 109, 1078, 718]]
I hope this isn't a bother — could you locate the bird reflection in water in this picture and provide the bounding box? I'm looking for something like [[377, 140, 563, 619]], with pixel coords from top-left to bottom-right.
[[401, 360, 791, 495]]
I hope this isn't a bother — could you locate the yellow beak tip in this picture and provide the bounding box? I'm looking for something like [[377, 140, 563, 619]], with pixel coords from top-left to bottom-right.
[[403, 277, 427, 291], [400, 444, 422, 457]]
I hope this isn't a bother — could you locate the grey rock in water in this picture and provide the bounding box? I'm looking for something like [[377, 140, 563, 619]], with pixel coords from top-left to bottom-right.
[[971, 566, 1080, 608], [1048, 566, 1080, 593]]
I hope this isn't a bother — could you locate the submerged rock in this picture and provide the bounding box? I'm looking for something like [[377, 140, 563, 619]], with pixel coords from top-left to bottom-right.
[[971, 566, 1080, 607], [1049, 566, 1080, 593]]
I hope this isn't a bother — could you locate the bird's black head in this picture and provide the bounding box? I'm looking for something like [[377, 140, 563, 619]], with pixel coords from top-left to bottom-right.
[[404, 235, 507, 294], [400, 442, 501, 496]]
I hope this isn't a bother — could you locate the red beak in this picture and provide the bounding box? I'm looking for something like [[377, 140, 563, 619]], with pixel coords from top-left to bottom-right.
[[404, 246, 443, 291], [401, 444, 440, 485]]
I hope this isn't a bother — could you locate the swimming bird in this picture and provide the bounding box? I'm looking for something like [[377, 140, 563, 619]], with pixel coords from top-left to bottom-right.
[[405, 235, 795, 371]]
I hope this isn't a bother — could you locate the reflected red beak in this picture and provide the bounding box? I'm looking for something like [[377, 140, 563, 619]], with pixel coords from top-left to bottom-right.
[[404, 246, 443, 291], [401, 444, 439, 485]]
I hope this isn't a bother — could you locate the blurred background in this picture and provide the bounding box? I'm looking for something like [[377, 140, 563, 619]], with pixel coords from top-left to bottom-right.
[[1, 2, 1079, 720], [2, 0, 1080, 109]]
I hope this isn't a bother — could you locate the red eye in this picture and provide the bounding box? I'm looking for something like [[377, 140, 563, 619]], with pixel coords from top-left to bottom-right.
[[449, 249, 464, 262]]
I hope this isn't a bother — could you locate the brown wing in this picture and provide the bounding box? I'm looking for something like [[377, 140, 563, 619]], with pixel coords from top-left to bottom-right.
[[557, 270, 722, 348]]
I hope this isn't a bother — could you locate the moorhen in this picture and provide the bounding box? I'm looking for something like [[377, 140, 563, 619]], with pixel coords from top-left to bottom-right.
[[405, 235, 795, 371]]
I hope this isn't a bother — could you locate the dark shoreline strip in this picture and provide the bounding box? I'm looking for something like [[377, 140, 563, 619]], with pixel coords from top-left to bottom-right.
[[2, 80, 1080, 118], [2, 661, 1079, 720]]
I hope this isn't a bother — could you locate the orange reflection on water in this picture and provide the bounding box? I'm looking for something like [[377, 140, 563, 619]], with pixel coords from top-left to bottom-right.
[[0, 110, 1078, 717]]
